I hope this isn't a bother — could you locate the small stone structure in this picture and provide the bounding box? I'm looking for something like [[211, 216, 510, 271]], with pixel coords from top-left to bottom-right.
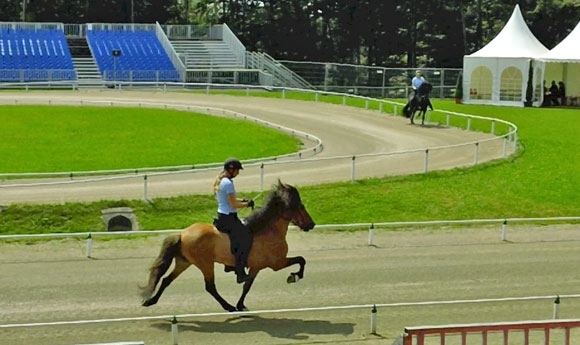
[[101, 207, 139, 231]]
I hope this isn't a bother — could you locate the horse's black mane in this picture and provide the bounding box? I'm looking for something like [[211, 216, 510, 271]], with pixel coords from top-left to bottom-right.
[[418, 82, 433, 95], [244, 183, 298, 235]]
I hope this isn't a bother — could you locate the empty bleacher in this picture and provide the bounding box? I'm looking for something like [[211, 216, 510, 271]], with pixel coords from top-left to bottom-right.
[[0, 27, 76, 82], [86, 29, 180, 82], [171, 40, 243, 69]]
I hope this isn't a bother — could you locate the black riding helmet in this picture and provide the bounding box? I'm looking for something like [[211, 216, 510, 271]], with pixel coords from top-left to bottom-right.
[[224, 157, 243, 170]]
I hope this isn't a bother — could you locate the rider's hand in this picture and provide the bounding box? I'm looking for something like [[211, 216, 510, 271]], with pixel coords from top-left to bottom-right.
[[247, 199, 255, 209]]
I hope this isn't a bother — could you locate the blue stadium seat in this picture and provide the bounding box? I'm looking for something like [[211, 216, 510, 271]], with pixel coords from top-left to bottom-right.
[[86, 29, 179, 82], [0, 28, 76, 82]]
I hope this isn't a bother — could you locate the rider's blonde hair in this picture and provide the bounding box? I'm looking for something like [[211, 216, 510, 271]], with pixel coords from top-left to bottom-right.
[[213, 170, 227, 195]]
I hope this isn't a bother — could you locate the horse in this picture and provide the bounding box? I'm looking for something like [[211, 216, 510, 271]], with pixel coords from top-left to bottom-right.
[[140, 180, 316, 312], [405, 82, 434, 125]]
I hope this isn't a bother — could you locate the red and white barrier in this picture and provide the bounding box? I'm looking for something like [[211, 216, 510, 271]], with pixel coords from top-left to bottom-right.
[[404, 318, 580, 345]]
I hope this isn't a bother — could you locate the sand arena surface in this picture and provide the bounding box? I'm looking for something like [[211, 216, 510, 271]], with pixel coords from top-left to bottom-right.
[[0, 90, 508, 204], [1, 90, 555, 345]]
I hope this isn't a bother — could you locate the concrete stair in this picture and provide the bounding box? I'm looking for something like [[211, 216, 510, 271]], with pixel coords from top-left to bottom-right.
[[72, 57, 104, 86], [171, 40, 242, 69]]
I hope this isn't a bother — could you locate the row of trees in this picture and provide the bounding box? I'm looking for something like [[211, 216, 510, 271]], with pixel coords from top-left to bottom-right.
[[1, 0, 579, 68]]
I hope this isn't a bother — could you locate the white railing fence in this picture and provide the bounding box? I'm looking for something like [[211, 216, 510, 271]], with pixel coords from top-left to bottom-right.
[[2, 217, 579, 255], [1, 293, 578, 345], [0, 84, 518, 204]]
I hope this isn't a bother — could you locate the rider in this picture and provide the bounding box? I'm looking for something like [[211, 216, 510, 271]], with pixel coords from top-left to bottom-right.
[[411, 70, 425, 96], [213, 157, 254, 284], [403, 70, 433, 115]]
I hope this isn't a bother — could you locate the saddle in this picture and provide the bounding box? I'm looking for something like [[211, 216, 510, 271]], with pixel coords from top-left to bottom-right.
[[213, 217, 248, 233]]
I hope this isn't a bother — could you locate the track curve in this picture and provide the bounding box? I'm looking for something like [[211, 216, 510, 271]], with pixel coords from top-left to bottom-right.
[[0, 91, 505, 204]]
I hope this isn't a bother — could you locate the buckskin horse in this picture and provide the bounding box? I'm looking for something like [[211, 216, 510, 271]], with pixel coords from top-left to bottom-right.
[[140, 180, 315, 312]]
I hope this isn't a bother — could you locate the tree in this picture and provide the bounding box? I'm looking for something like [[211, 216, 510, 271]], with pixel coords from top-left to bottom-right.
[[454, 72, 463, 103], [0, 0, 21, 21]]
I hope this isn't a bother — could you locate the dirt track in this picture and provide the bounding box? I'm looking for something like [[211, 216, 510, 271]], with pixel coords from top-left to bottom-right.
[[0, 90, 509, 204], [2, 225, 580, 345], [0, 90, 546, 345]]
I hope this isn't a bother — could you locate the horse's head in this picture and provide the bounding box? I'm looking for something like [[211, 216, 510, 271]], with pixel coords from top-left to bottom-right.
[[276, 180, 315, 231], [418, 82, 432, 95]]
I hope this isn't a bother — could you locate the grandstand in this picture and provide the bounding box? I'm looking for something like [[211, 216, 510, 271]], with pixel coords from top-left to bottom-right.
[[0, 22, 311, 88], [0, 23, 76, 82], [86, 27, 181, 82]]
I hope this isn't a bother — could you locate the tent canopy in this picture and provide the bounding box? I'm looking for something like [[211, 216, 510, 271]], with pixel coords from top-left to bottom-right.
[[462, 5, 548, 107], [539, 21, 580, 63], [468, 5, 548, 58]]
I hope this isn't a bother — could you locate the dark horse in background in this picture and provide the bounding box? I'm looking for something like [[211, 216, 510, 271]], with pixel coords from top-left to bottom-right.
[[403, 82, 434, 125], [140, 180, 315, 312]]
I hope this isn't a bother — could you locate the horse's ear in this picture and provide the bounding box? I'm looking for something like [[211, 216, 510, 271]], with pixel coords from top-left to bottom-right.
[[277, 179, 286, 189]]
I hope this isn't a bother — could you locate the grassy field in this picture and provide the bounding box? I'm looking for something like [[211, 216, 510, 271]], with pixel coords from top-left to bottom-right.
[[0, 105, 301, 173], [0, 93, 579, 234]]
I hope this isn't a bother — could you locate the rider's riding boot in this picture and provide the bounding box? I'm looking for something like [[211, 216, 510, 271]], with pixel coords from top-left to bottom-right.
[[234, 253, 250, 284], [235, 267, 250, 284]]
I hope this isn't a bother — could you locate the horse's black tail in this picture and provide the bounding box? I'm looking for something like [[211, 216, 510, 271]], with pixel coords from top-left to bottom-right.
[[139, 233, 181, 300]]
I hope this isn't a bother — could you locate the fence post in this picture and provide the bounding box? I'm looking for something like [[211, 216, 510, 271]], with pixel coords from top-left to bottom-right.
[[501, 220, 507, 241], [370, 304, 377, 334], [86, 233, 93, 258], [503, 137, 508, 157], [171, 315, 179, 344], [491, 120, 496, 135], [143, 175, 148, 201], [424, 149, 429, 173], [351, 156, 356, 182], [368, 223, 374, 246], [553, 296, 560, 319], [260, 163, 264, 191], [474, 142, 479, 165]]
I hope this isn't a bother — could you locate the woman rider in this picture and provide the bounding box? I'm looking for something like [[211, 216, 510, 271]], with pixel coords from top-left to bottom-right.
[[213, 158, 254, 284]]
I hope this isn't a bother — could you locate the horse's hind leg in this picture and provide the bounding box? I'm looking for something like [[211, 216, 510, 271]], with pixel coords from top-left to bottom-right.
[[142, 256, 190, 307]]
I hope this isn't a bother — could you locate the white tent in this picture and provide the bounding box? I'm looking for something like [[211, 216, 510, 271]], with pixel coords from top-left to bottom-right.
[[536, 21, 580, 105], [462, 5, 549, 107]]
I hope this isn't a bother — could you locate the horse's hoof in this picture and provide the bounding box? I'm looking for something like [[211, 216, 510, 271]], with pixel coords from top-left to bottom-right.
[[236, 305, 248, 312], [142, 299, 155, 307], [287, 273, 300, 284], [225, 305, 237, 312]]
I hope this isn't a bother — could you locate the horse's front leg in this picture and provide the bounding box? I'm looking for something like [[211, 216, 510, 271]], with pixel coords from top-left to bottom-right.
[[272, 256, 306, 284], [235, 269, 259, 312], [200, 263, 237, 312]]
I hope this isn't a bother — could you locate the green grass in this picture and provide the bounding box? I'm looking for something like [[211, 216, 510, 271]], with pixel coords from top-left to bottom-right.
[[0, 93, 579, 235], [0, 105, 301, 173]]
